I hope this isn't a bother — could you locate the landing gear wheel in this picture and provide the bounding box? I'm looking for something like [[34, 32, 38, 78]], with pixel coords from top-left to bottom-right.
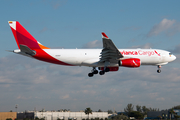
[[88, 67, 98, 77], [93, 70, 98, 74], [99, 71, 105, 75], [157, 69, 161, 73], [105, 67, 110, 72], [88, 73, 94, 77]]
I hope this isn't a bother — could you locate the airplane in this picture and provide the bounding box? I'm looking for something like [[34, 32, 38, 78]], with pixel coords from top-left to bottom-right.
[[8, 21, 176, 77]]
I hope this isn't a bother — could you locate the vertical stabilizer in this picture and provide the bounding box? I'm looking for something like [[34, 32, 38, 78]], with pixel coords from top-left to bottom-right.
[[8, 21, 49, 50]]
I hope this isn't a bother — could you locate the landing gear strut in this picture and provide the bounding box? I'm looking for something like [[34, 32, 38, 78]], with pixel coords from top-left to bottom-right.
[[157, 65, 161, 73], [98, 61, 110, 76], [88, 67, 98, 77], [99, 67, 109, 75]]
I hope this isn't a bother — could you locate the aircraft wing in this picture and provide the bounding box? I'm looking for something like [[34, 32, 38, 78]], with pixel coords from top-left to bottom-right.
[[99, 32, 123, 63]]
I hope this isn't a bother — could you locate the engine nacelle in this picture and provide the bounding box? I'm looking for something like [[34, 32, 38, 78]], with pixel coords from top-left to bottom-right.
[[118, 58, 141, 67]]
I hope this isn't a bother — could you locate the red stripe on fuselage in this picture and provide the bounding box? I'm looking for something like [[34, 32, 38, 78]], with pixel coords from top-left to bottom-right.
[[33, 49, 74, 66]]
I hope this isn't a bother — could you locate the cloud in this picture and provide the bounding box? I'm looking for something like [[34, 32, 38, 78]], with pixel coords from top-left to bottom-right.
[[17, 95, 32, 100], [147, 18, 177, 37], [82, 40, 102, 48], [169, 22, 180, 36], [0, 55, 180, 112], [41, 0, 67, 10], [124, 26, 141, 31], [149, 93, 158, 99], [170, 44, 180, 54], [156, 97, 165, 101], [131, 43, 153, 49], [51, 0, 67, 9], [39, 27, 48, 33], [61, 94, 70, 99]]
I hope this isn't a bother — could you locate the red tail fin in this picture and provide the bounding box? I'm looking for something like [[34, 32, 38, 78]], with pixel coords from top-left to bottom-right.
[[8, 21, 49, 50]]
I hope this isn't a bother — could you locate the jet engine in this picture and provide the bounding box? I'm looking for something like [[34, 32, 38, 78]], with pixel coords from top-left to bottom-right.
[[118, 58, 141, 67]]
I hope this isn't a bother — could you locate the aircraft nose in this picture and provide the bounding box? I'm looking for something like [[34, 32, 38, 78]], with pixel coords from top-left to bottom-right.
[[168, 54, 176, 62], [172, 55, 176, 61]]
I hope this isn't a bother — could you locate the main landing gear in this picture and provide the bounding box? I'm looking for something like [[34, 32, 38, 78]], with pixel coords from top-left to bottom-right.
[[157, 65, 161, 73], [88, 67, 98, 77], [88, 67, 110, 77], [99, 67, 110, 75]]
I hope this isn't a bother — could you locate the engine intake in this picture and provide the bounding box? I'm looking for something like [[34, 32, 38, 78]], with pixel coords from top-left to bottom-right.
[[118, 58, 141, 67]]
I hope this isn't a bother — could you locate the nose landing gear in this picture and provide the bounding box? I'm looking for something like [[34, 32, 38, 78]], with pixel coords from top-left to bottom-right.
[[157, 65, 161, 73]]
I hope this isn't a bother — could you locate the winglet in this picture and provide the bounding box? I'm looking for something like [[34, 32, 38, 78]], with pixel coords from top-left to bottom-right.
[[102, 32, 109, 39]]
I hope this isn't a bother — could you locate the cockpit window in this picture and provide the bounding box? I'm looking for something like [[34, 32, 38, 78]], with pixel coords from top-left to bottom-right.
[[169, 53, 173, 55]]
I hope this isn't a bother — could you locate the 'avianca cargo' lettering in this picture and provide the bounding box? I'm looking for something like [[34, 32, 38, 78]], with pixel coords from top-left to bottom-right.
[[120, 50, 159, 56], [8, 21, 176, 77]]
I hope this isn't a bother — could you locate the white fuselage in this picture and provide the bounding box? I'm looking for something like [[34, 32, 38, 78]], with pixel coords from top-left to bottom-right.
[[42, 48, 176, 67]]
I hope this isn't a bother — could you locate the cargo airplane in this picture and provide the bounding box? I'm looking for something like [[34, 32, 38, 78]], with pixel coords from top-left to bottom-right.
[[8, 21, 176, 77]]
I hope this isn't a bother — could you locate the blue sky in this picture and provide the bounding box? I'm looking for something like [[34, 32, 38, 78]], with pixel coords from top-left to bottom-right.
[[0, 0, 180, 112]]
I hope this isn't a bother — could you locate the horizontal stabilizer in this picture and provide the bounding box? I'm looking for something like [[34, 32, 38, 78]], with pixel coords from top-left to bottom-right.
[[19, 44, 36, 55]]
